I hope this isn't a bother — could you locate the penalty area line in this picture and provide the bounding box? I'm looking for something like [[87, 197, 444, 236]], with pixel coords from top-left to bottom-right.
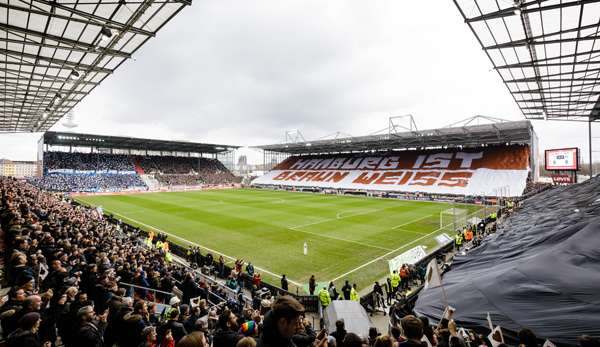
[[106, 210, 304, 287], [391, 214, 433, 230], [329, 224, 448, 283]]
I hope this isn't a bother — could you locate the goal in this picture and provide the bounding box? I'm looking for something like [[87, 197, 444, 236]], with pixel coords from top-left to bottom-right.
[[439, 208, 469, 232]]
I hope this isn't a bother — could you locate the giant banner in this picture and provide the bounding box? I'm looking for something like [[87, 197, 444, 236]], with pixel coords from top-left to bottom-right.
[[252, 145, 530, 196]]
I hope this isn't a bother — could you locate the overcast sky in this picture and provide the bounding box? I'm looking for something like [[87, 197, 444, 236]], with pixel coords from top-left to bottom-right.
[[0, 0, 598, 164]]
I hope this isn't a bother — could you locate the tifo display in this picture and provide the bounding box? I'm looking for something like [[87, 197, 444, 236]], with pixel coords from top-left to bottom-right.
[[253, 145, 530, 196]]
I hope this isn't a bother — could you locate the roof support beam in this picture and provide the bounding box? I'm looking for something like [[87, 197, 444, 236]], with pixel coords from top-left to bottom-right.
[[26, 0, 156, 37], [0, 76, 99, 86], [0, 36, 131, 59], [485, 34, 600, 50], [0, 48, 114, 74], [466, 0, 600, 23], [496, 60, 600, 69], [0, 23, 130, 60]]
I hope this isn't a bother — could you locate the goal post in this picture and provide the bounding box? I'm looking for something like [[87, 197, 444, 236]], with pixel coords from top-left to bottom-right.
[[440, 208, 469, 232]]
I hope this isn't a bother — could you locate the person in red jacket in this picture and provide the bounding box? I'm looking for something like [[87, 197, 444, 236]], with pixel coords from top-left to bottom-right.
[[400, 265, 410, 290]]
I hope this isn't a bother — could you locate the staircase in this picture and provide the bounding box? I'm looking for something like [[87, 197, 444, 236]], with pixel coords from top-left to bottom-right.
[[140, 174, 160, 191]]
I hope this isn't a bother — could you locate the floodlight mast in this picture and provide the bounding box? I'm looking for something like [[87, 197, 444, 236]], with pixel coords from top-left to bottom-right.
[[388, 115, 418, 137], [285, 129, 306, 144]]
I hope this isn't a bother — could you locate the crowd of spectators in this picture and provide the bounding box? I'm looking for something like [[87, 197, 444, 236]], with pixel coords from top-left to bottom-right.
[[2, 176, 599, 347], [1, 176, 435, 347], [44, 152, 135, 172], [136, 156, 199, 175], [155, 174, 203, 187], [28, 173, 147, 193], [139, 156, 241, 185], [34, 152, 241, 192]]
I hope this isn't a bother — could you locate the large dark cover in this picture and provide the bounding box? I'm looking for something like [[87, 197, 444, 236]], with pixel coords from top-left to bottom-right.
[[415, 177, 600, 346]]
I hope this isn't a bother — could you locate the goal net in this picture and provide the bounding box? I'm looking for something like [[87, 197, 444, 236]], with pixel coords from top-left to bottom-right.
[[440, 208, 469, 232]]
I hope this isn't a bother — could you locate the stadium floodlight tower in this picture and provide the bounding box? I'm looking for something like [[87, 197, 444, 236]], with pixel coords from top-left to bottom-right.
[[285, 129, 306, 144], [388, 114, 418, 136]]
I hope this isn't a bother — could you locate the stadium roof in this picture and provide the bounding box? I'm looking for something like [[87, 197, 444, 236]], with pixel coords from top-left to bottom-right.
[[454, 0, 600, 122], [42, 131, 239, 153], [0, 0, 190, 133], [255, 120, 533, 155]]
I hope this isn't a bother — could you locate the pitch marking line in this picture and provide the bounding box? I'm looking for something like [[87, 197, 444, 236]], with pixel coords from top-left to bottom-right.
[[329, 224, 448, 283], [286, 226, 392, 251], [106, 210, 303, 287], [391, 214, 433, 229], [335, 209, 379, 219], [290, 207, 389, 230]]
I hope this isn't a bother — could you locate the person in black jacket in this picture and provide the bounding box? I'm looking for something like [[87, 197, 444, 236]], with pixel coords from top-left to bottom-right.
[[157, 309, 187, 344], [257, 296, 305, 347], [213, 309, 242, 347], [7, 312, 49, 347], [281, 275, 289, 292], [182, 273, 201, 305], [398, 315, 426, 347], [292, 317, 316, 347], [341, 281, 352, 300], [76, 305, 107, 347], [330, 319, 347, 347], [119, 300, 149, 347]]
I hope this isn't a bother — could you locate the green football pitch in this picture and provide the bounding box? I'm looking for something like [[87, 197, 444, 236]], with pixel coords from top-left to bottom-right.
[[75, 189, 484, 294]]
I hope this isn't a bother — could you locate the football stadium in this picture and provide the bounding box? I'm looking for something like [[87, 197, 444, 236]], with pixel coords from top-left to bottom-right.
[[1, 1, 599, 347]]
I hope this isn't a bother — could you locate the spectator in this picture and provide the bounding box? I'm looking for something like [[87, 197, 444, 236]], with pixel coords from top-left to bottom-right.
[[76, 305, 107, 347], [213, 309, 242, 347], [343, 332, 365, 347], [374, 335, 394, 347], [237, 336, 257, 347], [399, 315, 425, 347], [330, 319, 347, 347], [7, 312, 47, 347], [257, 296, 304, 347], [158, 309, 188, 344], [176, 331, 209, 347], [518, 328, 538, 347]]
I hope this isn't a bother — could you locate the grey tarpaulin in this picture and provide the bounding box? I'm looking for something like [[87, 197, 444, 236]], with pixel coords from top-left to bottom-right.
[[324, 301, 373, 339], [415, 176, 600, 346]]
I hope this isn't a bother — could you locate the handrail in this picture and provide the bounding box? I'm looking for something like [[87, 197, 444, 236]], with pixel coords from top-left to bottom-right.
[[119, 282, 175, 296]]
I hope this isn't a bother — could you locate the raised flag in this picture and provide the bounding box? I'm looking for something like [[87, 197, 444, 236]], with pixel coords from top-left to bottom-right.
[[486, 312, 494, 331], [487, 326, 504, 347], [424, 259, 442, 289]]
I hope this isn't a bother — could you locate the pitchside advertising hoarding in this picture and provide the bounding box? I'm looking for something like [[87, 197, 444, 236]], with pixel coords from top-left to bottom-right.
[[544, 148, 579, 171]]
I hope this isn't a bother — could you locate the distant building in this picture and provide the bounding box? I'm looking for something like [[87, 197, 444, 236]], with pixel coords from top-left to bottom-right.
[[0, 159, 41, 178]]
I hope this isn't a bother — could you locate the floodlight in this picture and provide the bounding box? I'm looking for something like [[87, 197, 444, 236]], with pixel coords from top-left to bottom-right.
[[100, 27, 113, 42]]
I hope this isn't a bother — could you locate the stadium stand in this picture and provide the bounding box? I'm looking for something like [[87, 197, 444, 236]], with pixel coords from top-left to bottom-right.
[[415, 176, 600, 346], [253, 145, 531, 197], [3, 176, 596, 347], [32, 132, 241, 193]]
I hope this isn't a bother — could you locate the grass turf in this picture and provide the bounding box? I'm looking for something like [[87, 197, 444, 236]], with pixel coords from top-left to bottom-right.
[[75, 189, 484, 294]]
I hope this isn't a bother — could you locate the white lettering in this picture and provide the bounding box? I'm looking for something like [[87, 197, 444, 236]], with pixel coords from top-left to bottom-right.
[[455, 152, 484, 169], [358, 157, 383, 169], [328, 158, 347, 169], [290, 158, 311, 170], [422, 153, 453, 169], [378, 156, 400, 170], [341, 158, 363, 170]]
